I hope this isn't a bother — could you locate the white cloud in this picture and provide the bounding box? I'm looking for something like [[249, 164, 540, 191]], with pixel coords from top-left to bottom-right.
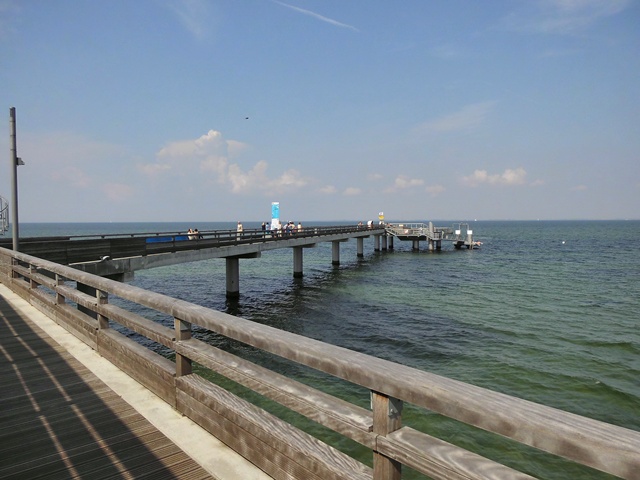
[[143, 130, 307, 195], [226, 160, 309, 194], [137, 163, 171, 176], [227, 161, 264, 193], [344, 187, 362, 196], [461, 168, 528, 187], [367, 173, 384, 181], [319, 185, 337, 194], [385, 175, 425, 193], [227, 139, 249, 158], [273, 169, 308, 190], [158, 130, 230, 159], [415, 101, 495, 134], [200, 155, 228, 179], [425, 184, 446, 197]]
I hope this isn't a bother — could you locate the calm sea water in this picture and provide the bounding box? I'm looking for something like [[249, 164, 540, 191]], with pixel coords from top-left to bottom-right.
[[11, 220, 640, 479]]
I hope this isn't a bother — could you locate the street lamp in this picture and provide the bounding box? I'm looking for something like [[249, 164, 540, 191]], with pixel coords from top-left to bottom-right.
[[10, 107, 25, 251]]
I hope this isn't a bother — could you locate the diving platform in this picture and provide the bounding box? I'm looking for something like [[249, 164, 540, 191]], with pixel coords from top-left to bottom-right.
[[385, 222, 479, 251]]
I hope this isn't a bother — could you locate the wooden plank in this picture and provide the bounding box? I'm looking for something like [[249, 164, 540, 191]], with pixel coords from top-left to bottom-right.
[[377, 426, 536, 480], [55, 284, 100, 310], [49, 302, 99, 349], [178, 390, 320, 480], [21, 271, 58, 290], [177, 374, 372, 480], [16, 285, 100, 350], [176, 339, 375, 447], [372, 392, 402, 480], [97, 328, 176, 406], [96, 302, 175, 348]]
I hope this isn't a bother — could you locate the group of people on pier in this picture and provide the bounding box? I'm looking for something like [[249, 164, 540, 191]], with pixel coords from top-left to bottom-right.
[[187, 228, 202, 240], [259, 220, 302, 237]]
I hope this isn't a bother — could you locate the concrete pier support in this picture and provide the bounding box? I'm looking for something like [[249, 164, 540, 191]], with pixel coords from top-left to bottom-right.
[[332, 241, 340, 266], [412, 240, 419, 251], [436, 240, 442, 251], [226, 257, 239, 298], [224, 253, 260, 297], [357, 237, 364, 258], [374, 235, 381, 252], [293, 247, 303, 278], [428, 239, 434, 252], [389, 236, 394, 250], [382, 235, 388, 251]]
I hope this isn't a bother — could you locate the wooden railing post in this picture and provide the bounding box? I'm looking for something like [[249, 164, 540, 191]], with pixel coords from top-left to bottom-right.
[[174, 318, 192, 377], [55, 274, 65, 305], [372, 391, 403, 480], [29, 263, 37, 289], [96, 289, 109, 329]]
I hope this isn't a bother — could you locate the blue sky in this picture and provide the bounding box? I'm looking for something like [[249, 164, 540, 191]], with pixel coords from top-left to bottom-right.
[[1, 0, 638, 223]]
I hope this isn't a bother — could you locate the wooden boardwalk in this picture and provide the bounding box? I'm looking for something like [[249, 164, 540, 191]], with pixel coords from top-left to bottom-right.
[[0, 289, 266, 480]]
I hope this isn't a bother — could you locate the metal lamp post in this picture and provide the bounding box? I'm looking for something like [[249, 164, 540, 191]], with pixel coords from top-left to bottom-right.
[[10, 107, 24, 251]]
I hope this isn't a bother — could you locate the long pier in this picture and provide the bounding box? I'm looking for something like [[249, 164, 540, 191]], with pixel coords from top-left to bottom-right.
[[0, 222, 478, 298], [0, 224, 387, 298], [1, 245, 638, 479]]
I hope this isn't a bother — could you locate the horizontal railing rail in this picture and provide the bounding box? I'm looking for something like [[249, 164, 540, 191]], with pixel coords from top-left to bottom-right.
[[1, 246, 638, 480], [0, 224, 385, 265]]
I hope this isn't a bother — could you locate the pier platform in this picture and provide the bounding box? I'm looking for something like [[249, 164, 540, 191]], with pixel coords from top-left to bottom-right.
[[385, 222, 478, 250], [0, 284, 271, 480]]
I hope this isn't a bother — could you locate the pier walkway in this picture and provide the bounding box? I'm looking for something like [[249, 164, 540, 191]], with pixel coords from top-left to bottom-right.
[[0, 284, 271, 480]]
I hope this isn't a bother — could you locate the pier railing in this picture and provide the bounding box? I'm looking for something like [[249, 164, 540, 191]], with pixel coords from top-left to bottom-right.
[[1, 246, 638, 480], [0, 224, 384, 265]]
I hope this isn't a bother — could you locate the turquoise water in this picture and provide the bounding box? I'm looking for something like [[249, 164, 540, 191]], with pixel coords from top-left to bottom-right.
[[10, 220, 640, 478]]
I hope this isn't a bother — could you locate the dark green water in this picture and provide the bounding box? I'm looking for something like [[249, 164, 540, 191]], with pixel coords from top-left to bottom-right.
[[15, 220, 640, 478]]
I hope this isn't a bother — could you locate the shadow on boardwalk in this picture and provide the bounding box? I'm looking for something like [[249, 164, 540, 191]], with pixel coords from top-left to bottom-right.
[[0, 295, 212, 480]]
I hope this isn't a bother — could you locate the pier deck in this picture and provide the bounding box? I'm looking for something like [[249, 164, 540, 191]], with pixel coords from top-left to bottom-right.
[[385, 222, 477, 249], [0, 285, 271, 480]]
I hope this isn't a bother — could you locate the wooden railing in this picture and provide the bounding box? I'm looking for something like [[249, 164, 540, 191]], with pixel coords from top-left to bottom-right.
[[1, 246, 638, 480]]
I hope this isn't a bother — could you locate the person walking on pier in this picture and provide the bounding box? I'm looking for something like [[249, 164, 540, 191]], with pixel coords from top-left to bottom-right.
[[236, 221, 243, 240]]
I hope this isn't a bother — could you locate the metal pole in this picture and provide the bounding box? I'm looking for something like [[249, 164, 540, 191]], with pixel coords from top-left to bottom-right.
[[10, 107, 19, 251]]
